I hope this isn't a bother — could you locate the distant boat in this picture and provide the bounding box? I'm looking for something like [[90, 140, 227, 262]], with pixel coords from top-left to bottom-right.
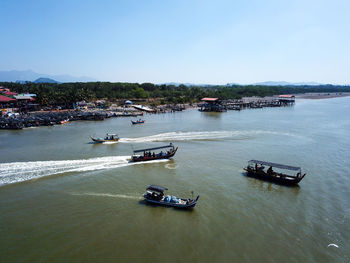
[[131, 119, 145, 125], [60, 119, 69, 125], [143, 185, 199, 209], [131, 143, 178, 162], [243, 160, 306, 185], [90, 133, 119, 143]]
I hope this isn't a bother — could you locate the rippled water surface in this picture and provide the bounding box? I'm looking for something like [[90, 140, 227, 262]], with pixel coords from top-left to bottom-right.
[[1, 98, 350, 262]]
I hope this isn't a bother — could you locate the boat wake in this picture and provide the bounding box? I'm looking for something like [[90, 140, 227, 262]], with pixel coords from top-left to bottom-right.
[[102, 141, 118, 144], [70, 192, 141, 200], [0, 156, 169, 187], [165, 163, 178, 170], [120, 130, 299, 143]]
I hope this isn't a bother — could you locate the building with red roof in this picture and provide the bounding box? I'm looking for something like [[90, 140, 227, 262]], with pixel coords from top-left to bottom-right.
[[0, 95, 16, 111], [199, 97, 226, 112], [201, 97, 219, 102], [0, 95, 16, 102], [2, 91, 18, 96], [278, 94, 295, 102]]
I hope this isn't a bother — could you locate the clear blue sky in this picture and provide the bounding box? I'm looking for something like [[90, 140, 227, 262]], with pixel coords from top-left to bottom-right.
[[1, 0, 349, 84]]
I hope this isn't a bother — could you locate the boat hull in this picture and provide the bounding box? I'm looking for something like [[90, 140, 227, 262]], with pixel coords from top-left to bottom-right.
[[144, 196, 199, 209], [244, 168, 305, 185], [90, 136, 119, 143], [131, 120, 145, 124]]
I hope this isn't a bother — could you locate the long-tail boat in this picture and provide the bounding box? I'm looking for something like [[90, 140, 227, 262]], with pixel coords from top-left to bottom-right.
[[131, 143, 178, 162], [131, 119, 145, 125], [243, 160, 306, 185], [143, 185, 199, 209], [90, 133, 119, 143]]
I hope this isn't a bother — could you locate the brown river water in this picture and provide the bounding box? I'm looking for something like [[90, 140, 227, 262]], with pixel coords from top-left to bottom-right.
[[0, 98, 349, 262]]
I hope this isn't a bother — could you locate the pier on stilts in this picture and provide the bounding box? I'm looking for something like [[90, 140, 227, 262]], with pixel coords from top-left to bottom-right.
[[223, 95, 295, 111]]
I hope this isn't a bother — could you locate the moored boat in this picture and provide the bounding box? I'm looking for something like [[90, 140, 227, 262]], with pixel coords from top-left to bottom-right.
[[243, 160, 306, 185], [90, 133, 119, 143], [143, 185, 199, 209], [131, 143, 178, 162], [60, 119, 69, 125]]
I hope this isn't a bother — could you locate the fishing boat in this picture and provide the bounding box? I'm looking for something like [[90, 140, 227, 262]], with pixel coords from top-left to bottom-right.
[[90, 133, 119, 143], [243, 160, 306, 185], [131, 143, 178, 162], [131, 119, 145, 125], [143, 185, 199, 209]]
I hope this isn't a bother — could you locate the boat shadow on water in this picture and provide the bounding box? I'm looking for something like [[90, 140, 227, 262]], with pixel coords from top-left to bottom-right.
[[241, 172, 301, 189], [241, 172, 301, 193]]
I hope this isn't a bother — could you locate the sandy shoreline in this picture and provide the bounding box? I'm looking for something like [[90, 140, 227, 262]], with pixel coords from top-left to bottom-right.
[[294, 92, 350, 99]]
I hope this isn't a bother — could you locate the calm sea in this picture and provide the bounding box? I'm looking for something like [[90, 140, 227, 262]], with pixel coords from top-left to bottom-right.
[[1, 97, 349, 263]]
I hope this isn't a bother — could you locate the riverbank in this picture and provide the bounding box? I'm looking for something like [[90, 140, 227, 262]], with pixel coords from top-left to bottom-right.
[[2, 92, 348, 130]]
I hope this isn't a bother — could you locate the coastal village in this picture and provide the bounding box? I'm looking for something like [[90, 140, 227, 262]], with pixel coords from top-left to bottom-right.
[[0, 85, 296, 130]]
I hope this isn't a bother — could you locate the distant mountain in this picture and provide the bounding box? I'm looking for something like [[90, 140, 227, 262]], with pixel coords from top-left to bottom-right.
[[34, 77, 59, 83], [0, 70, 95, 83], [225, 82, 240, 86], [252, 81, 323, 86], [161, 81, 326, 87]]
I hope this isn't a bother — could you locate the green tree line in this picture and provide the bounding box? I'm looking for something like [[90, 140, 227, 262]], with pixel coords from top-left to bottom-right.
[[1, 81, 349, 107]]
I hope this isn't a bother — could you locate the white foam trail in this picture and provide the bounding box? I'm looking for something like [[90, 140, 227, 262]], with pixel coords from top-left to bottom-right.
[[102, 141, 119, 144], [120, 130, 298, 143], [165, 163, 178, 170], [0, 156, 169, 186], [327, 244, 339, 248], [71, 192, 141, 200]]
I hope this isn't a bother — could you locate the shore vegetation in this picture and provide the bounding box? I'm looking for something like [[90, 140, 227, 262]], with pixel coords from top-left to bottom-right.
[[1, 82, 350, 107]]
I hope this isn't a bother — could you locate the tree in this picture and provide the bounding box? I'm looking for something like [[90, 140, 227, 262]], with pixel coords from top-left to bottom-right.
[[132, 87, 148, 98]]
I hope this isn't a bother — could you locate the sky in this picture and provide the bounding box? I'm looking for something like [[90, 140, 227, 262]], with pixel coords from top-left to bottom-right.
[[1, 0, 349, 84]]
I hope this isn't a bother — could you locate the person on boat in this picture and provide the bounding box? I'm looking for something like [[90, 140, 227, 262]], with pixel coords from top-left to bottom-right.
[[267, 166, 273, 175], [255, 163, 263, 172], [152, 152, 155, 157]]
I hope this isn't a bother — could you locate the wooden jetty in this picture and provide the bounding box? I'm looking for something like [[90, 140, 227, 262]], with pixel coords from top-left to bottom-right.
[[223, 95, 295, 111]]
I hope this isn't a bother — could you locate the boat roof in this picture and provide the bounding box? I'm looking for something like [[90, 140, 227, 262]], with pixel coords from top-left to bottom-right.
[[146, 185, 168, 193], [133, 143, 174, 153], [106, 133, 118, 136], [279, 94, 295, 98], [248, 160, 301, 171], [201, 97, 219, 102]]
